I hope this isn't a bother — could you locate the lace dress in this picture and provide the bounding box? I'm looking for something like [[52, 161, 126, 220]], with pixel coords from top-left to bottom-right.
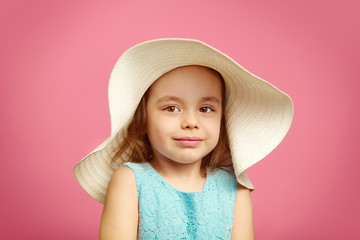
[[121, 162, 238, 240]]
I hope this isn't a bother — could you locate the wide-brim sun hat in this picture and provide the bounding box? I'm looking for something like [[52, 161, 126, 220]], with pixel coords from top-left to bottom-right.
[[73, 38, 294, 204]]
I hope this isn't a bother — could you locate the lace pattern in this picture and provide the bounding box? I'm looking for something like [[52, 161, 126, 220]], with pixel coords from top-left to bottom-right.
[[122, 162, 238, 240]]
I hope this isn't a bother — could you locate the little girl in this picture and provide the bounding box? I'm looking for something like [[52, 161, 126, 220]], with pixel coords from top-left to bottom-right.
[[73, 39, 294, 239]]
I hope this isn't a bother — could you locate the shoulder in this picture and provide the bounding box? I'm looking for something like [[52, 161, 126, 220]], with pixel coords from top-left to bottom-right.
[[99, 166, 138, 239], [213, 166, 235, 177], [111, 165, 137, 185], [234, 185, 252, 205], [105, 165, 138, 203], [105, 165, 138, 196], [231, 185, 255, 239], [121, 162, 148, 177], [210, 167, 238, 190]]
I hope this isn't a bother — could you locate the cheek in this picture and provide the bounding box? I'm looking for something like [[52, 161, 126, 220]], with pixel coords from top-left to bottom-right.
[[213, 127, 221, 145], [209, 116, 222, 132], [203, 118, 221, 141], [213, 118, 223, 143], [146, 115, 172, 143]]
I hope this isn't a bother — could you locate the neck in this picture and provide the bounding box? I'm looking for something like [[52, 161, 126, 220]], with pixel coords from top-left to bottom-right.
[[149, 156, 207, 192]]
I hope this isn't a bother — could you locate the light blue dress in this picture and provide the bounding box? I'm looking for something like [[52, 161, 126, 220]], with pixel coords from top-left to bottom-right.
[[122, 162, 238, 240]]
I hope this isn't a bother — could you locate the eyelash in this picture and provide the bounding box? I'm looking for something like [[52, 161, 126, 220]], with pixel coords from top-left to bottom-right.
[[199, 106, 215, 113], [163, 105, 180, 112], [162, 105, 215, 113]]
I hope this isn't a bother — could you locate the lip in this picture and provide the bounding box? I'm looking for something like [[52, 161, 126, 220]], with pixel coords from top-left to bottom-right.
[[173, 137, 203, 147]]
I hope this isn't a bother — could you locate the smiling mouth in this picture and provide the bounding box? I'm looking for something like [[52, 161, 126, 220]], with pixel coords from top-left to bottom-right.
[[173, 137, 203, 147]]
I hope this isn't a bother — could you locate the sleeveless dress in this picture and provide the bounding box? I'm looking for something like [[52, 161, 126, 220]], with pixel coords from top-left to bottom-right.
[[121, 162, 238, 240]]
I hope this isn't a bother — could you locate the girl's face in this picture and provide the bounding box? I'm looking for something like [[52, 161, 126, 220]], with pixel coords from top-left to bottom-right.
[[146, 65, 223, 166]]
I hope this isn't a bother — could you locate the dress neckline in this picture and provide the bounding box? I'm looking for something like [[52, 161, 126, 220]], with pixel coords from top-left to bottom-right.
[[145, 162, 210, 194]]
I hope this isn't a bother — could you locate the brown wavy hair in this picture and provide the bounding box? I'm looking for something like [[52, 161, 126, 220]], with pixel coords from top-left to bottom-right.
[[111, 67, 232, 170]]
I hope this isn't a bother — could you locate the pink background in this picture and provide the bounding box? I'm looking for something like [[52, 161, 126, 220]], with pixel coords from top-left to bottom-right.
[[1, 0, 359, 239]]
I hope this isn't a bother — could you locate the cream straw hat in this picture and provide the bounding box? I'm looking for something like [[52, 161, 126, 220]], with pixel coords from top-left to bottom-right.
[[73, 38, 294, 203]]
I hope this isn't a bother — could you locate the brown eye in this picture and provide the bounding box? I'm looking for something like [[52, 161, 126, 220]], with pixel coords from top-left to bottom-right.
[[199, 107, 213, 113], [164, 105, 180, 112]]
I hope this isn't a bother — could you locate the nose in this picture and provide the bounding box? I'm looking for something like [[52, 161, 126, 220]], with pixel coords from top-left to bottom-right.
[[181, 112, 199, 130]]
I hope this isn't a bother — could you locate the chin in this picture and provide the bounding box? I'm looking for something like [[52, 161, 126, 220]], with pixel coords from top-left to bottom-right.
[[171, 155, 206, 165]]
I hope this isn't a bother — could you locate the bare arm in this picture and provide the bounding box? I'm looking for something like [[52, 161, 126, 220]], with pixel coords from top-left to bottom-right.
[[231, 185, 255, 240], [99, 167, 138, 240]]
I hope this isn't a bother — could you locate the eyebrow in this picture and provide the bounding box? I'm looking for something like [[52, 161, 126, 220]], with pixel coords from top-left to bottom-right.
[[201, 96, 221, 104], [156, 95, 221, 104]]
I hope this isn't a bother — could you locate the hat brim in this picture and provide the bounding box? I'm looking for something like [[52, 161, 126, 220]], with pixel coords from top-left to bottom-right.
[[74, 38, 294, 203]]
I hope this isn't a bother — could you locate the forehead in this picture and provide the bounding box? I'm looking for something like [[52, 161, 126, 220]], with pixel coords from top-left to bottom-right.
[[147, 65, 223, 100]]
